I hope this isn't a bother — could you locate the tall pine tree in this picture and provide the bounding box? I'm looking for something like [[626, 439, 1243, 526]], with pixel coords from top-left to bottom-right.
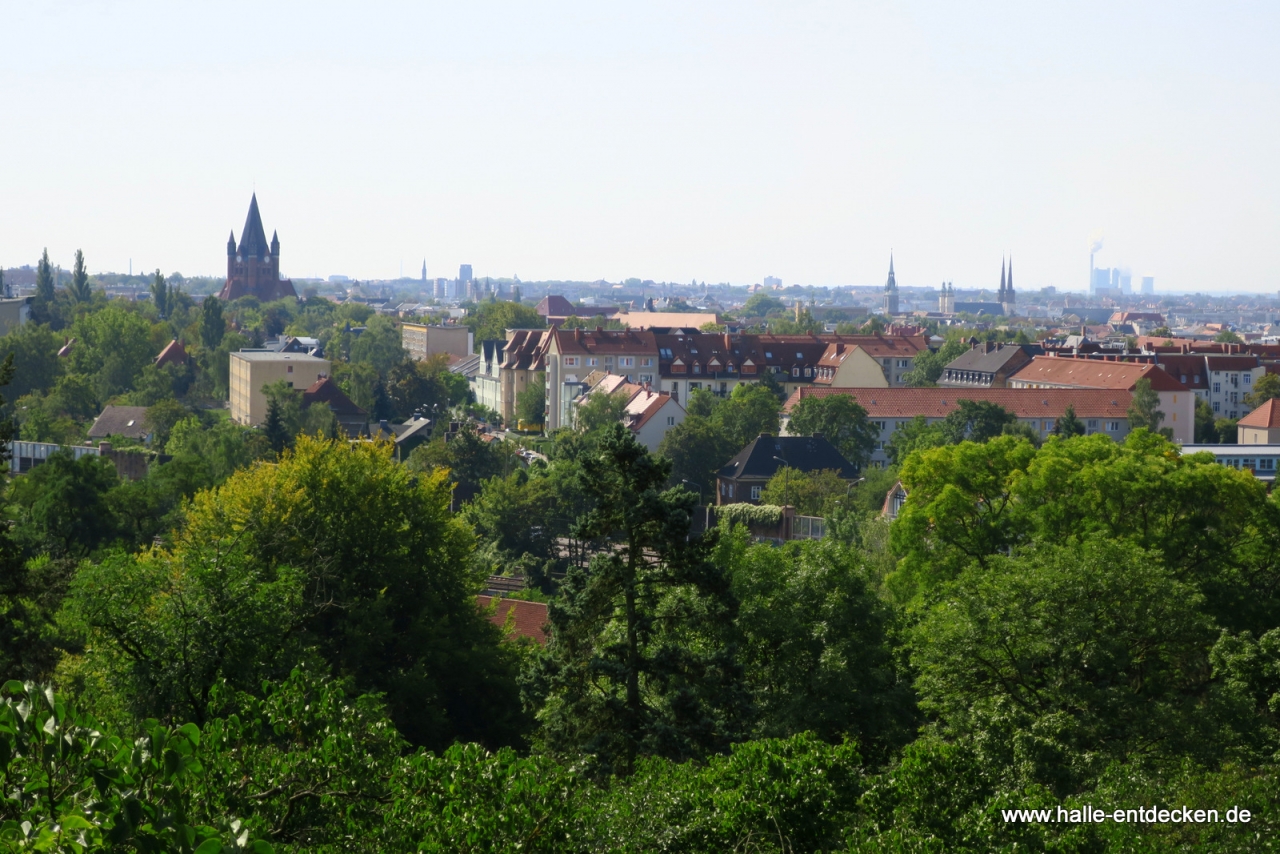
[[69, 249, 91, 302], [201, 295, 225, 349], [31, 248, 56, 325], [151, 269, 170, 318], [263, 395, 289, 455], [1053, 404, 1086, 437], [530, 423, 752, 776]]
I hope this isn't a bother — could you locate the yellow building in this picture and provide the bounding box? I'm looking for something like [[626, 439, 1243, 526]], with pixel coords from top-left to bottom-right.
[[401, 322, 474, 361], [229, 351, 330, 426]]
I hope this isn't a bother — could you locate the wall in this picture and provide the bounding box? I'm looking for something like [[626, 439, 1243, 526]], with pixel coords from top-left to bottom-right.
[[229, 353, 330, 426], [401, 323, 474, 361]]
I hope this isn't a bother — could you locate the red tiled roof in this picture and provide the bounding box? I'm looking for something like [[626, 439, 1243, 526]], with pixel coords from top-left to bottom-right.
[[782, 386, 1135, 419], [1238, 399, 1280, 429], [552, 327, 657, 355], [477, 595, 549, 644], [155, 339, 189, 368], [1010, 356, 1187, 391], [1203, 355, 1262, 371], [302, 376, 367, 417], [535, 295, 576, 317]]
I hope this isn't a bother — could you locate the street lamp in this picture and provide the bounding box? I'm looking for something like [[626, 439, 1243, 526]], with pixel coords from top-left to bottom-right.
[[845, 476, 866, 497], [680, 478, 704, 505], [681, 478, 709, 531]]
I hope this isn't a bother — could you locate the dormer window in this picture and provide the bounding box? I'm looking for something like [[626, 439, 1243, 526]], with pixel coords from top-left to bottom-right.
[[693, 363, 701, 374]]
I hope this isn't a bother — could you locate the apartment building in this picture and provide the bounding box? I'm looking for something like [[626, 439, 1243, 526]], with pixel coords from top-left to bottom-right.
[[401, 322, 474, 361], [1007, 356, 1193, 443], [544, 328, 657, 430], [782, 387, 1141, 469], [229, 351, 330, 426]]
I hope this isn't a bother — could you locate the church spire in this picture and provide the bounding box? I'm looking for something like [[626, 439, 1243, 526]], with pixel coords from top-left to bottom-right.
[[999, 257, 1007, 301]]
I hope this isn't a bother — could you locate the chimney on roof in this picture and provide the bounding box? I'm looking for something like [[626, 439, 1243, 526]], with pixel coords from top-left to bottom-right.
[[574, 328, 582, 342]]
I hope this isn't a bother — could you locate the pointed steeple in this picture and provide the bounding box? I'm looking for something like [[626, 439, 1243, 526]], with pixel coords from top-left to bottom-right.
[[1006, 258, 1013, 296], [227, 230, 236, 256], [270, 229, 280, 256], [238, 193, 270, 260], [885, 253, 897, 291], [999, 257, 1007, 301]]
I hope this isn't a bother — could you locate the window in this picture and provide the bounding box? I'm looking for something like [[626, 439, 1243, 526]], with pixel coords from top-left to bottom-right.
[[750, 486, 762, 500], [587, 357, 598, 366], [792, 367, 800, 377], [871, 420, 886, 431], [795, 352, 803, 359], [564, 356, 578, 367], [765, 351, 773, 358], [1087, 419, 1098, 429], [287, 365, 294, 373], [1214, 401, 1221, 412], [693, 363, 701, 374], [1213, 382, 1221, 393], [1107, 421, 1121, 432], [1245, 373, 1252, 385], [1259, 458, 1275, 471], [640, 374, 653, 383], [659, 348, 673, 359], [604, 356, 614, 365], [898, 359, 910, 367], [667, 416, 675, 426], [619, 356, 634, 367], [690, 382, 701, 390], [641, 357, 653, 367]]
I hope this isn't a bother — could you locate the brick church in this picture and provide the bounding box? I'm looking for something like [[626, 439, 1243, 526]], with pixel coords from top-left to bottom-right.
[[217, 194, 298, 302]]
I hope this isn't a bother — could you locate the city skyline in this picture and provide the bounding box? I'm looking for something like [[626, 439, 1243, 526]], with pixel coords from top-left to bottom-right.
[[1, 2, 1277, 293]]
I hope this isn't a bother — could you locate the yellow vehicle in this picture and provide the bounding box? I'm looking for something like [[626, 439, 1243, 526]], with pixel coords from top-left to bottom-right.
[[516, 420, 545, 434]]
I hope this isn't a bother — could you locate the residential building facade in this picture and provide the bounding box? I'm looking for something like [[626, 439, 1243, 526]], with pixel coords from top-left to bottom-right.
[[401, 323, 474, 361], [229, 351, 330, 426], [1237, 400, 1280, 444]]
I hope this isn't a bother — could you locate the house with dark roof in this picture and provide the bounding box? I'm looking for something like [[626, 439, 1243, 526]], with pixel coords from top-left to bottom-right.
[[87, 405, 152, 441], [939, 343, 1040, 389], [301, 377, 367, 436], [716, 433, 857, 505], [535, 294, 618, 326]]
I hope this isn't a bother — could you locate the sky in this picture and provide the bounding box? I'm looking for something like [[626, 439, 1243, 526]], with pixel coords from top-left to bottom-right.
[[1, 1, 1278, 293]]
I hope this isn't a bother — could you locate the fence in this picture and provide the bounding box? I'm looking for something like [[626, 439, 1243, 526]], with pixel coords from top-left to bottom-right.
[[7, 441, 101, 474]]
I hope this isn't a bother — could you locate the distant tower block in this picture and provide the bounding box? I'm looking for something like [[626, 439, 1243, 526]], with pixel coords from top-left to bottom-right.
[[459, 264, 473, 283], [882, 255, 899, 315], [1141, 276, 1155, 295], [218, 194, 298, 302]]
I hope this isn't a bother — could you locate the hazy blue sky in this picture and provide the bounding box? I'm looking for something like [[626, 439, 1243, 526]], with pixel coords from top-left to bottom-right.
[[2, 1, 1277, 292]]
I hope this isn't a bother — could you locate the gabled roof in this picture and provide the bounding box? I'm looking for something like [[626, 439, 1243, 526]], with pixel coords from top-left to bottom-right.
[[943, 343, 1038, 375], [477, 595, 549, 644], [500, 329, 549, 371], [1238, 399, 1280, 429], [1010, 356, 1187, 391], [1203, 355, 1262, 371], [534, 294, 577, 317], [624, 388, 680, 431], [781, 387, 1135, 420], [302, 376, 366, 417], [154, 338, 189, 368], [238, 193, 271, 259], [552, 327, 657, 355], [87, 405, 151, 440], [718, 434, 857, 481]]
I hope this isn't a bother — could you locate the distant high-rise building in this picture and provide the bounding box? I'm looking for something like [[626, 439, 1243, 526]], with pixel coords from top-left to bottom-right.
[[459, 264, 473, 283], [1119, 270, 1132, 294], [939, 282, 954, 313], [1141, 276, 1155, 295], [882, 255, 899, 315], [433, 277, 448, 300], [763, 275, 782, 288], [421, 260, 427, 283]]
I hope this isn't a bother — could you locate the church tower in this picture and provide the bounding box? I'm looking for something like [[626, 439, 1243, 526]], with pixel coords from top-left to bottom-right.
[[882, 255, 899, 316], [1001, 257, 1016, 316], [218, 194, 298, 302]]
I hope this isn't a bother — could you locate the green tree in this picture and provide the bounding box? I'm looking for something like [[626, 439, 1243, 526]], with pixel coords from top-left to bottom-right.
[[67, 303, 156, 398], [262, 393, 289, 454], [758, 466, 848, 515], [885, 414, 947, 465], [787, 393, 878, 469], [7, 449, 120, 557], [32, 248, 56, 326], [717, 529, 913, 757], [465, 301, 545, 347], [911, 538, 1220, 792], [1194, 396, 1219, 443], [1127, 376, 1165, 433], [575, 389, 631, 433], [657, 413, 737, 496], [144, 398, 190, 450], [740, 292, 785, 317], [903, 337, 968, 387], [938, 398, 1019, 443], [347, 314, 408, 374], [1214, 329, 1243, 344], [69, 248, 92, 302], [150, 268, 171, 317], [516, 372, 546, 425], [714, 382, 781, 449], [1053, 403, 1087, 437], [531, 425, 751, 775], [1245, 372, 1280, 409], [200, 295, 226, 349]]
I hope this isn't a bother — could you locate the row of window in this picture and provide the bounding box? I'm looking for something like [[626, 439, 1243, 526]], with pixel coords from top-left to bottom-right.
[[563, 355, 653, 368]]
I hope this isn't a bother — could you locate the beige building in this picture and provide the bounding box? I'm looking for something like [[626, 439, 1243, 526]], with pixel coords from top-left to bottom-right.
[[0, 297, 31, 336], [1237, 399, 1280, 444], [401, 322, 474, 361], [229, 351, 330, 426]]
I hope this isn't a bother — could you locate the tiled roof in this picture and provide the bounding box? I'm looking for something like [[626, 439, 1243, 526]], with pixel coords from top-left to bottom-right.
[[154, 339, 189, 368], [942, 343, 1038, 375], [477, 595, 549, 644], [1203, 355, 1262, 371], [500, 329, 548, 371], [625, 389, 678, 430], [1010, 356, 1187, 391], [718, 434, 857, 480], [535, 295, 576, 317], [302, 377, 366, 417], [87, 405, 152, 440], [1238, 399, 1280, 429], [782, 387, 1135, 419], [552, 327, 657, 355]]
